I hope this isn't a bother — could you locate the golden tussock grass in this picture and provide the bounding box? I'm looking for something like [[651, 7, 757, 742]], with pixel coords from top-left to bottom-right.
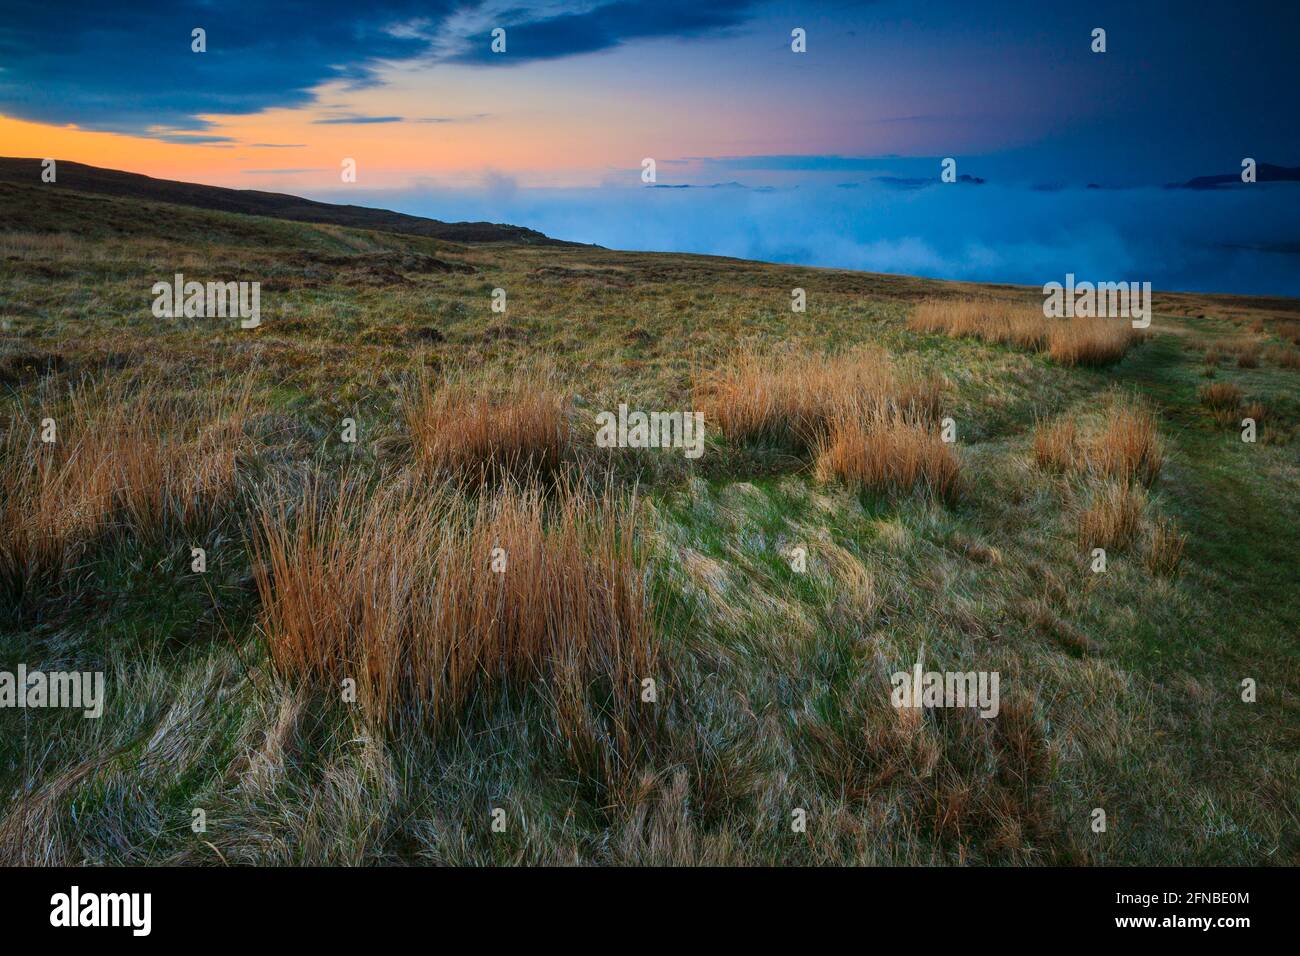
[[696, 345, 945, 451], [0, 377, 250, 600], [1033, 394, 1164, 486], [1076, 481, 1147, 552], [1032, 417, 1079, 473], [1091, 400, 1164, 486], [1265, 346, 1300, 369], [1273, 319, 1300, 345], [403, 375, 570, 484], [1238, 401, 1270, 438], [1199, 382, 1248, 428], [910, 298, 1049, 350], [1198, 381, 1243, 411], [1046, 318, 1139, 367], [1241, 401, 1268, 424], [814, 409, 961, 502], [251, 474, 656, 752], [911, 298, 1141, 367], [1144, 516, 1188, 577]]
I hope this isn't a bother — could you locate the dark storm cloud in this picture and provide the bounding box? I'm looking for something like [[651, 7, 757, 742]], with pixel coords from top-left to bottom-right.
[[0, 1, 449, 135], [0, 1, 761, 137], [448, 1, 758, 65]]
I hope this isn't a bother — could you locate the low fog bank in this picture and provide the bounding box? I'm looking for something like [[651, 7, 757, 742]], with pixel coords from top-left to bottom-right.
[[314, 181, 1300, 296]]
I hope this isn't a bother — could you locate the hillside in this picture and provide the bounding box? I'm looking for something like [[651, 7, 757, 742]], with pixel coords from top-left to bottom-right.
[[1, 177, 1297, 866], [0, 157, 576, 245], [1176, 163, 1300, 189]]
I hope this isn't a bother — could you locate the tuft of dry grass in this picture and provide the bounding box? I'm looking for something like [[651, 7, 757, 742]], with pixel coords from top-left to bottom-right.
[[1238, 401, 1270, 439], [1032, 417, 1079, 473], [1033, 394, 1163, 486], [0, 376, 250, 601], [252, 473, 656, 749], [896, 373, 949, 426], [1222, 337, 1257, 354], [1144, 517, 1187, 577], [1046, 319, 1139, 367], [814, 409, 960, 502], [698, 346, 957, 501], [1091, 399, 1165, 486], [696, 346, 943, 450], [910, 298, 1141, 367], [1199, 381, 1243, 425], [404, 375, 570, 483], [910, 299, 1048, 350], [1199, 381, 1243, 409], [1273, 319, 1300, 345], [1265, 346, 1300, 369], [1241, 401, 1268, 424], [1225, 338, 1263, 368], [1076, 481, 1147, 553]]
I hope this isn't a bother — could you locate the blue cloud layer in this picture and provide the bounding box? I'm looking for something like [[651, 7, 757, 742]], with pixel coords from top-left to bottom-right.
[[316, 180, 1300, 296]]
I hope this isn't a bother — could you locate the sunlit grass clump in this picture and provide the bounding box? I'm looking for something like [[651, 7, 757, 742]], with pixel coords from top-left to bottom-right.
[[696, 345, 945, 451], [1032, 417, 1080, 473], [1076, 480, 1147, 553], [910, 298, 1143, 366], [1032, 392, 1164, 486], [814, 408, 961, 502], [1144, 516, 1188, 577], [1198, 381, 1247, 426], [252, 473, 655, 741], [910, 297, 1050, 350], [1090, 398, 1164, 486], [0, 376, 250, 602], [697, 346, 956, 500], [404, 374, 570, 483], [1047, 318, 1139, 367]]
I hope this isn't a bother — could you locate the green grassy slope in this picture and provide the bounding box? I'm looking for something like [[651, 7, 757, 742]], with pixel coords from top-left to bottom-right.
[[1, 182, 1296, 865]]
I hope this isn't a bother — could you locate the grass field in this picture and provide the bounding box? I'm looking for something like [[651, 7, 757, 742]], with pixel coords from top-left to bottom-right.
[[1, 179, 1297, 865]]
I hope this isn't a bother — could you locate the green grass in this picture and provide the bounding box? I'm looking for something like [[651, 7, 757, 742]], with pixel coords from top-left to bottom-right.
[[1, 182, 1297, 865]]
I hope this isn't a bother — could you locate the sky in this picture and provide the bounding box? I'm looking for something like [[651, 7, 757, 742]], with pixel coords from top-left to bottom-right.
[[2, 0, 1299, 292]]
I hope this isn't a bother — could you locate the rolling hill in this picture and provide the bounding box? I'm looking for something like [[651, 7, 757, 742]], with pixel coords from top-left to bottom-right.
[[0, 157, 577, 245], [0, 170, 1297, 866]]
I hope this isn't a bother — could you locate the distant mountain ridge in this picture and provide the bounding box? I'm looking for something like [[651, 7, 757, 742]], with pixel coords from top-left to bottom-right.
[[1173, 163, 1300, 189], [0, 157, 580, 245]]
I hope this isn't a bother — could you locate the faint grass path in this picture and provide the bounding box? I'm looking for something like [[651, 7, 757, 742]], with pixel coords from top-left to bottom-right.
[[1111, 324, 1299, 634]]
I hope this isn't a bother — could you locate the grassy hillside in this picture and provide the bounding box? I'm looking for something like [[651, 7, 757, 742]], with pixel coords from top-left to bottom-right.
[[1, 180, 1297, 865], [0, 158, 574, 246]]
